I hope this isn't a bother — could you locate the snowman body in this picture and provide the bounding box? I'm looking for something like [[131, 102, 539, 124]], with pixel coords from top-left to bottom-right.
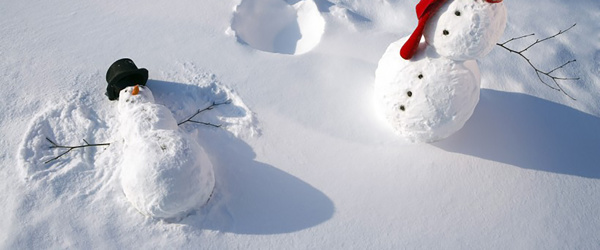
[[424, 0, 507, 61], [118, 85, 215, 220], [375, 0, 506, 142], [375, 37, 480, 142]]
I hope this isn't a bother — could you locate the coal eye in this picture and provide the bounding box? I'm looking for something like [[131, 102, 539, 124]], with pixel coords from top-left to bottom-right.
[[455, 11, 461, 16], [400, 105, 406, 111], [418, 74, 424, 79], [443, 30, 450, 36]]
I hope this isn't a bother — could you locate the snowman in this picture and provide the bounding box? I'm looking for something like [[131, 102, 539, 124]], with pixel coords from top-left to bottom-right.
[[117, 84, 215, 220], [375, 0, 506, 143]]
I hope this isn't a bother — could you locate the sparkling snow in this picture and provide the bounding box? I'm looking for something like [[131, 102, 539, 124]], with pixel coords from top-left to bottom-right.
[[2, 0, 600, 249]]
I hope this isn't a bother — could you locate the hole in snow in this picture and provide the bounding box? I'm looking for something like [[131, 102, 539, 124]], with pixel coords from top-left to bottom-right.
[[231, 0, 325, 55]]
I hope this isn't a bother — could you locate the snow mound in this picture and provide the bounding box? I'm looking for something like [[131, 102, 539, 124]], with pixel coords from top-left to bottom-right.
[[230, 0, 325, 55], [118, 86, 215, 220], [374, 37, 481, 143]]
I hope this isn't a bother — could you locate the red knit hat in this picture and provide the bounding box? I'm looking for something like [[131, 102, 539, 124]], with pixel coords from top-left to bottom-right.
[[400, 0, 503, 60]]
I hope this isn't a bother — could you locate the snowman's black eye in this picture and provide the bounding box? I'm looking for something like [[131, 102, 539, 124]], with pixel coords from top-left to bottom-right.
[[455, 11, 461, 16], [407, 91, 413, 97], [400, 105, 406, 111], [418, 74, 424, 79], [443, 30, 450, 36]]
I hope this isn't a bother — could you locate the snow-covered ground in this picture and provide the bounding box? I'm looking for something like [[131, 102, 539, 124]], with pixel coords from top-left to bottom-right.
[[1, 0, 599, 248]]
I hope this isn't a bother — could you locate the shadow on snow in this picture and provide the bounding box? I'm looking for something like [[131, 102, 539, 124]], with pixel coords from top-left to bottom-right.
[[147, 79, 335, 235], [435, 89, 600, 179]]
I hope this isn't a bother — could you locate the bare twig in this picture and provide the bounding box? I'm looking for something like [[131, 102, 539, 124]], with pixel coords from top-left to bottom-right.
[[45, 99, 232, 163], [45, 137, 110, 164], [496, 23, 579, 100], [182, 121, 222, 128], [177, 99, 232, 126]]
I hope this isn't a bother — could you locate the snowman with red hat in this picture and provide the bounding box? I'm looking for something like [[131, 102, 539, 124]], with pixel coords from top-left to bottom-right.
[[374, 0, 506, 143], [106, 59, 215, 220]]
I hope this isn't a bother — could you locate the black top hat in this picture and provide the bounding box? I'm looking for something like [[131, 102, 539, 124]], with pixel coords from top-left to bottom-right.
[[105, 58, 148, 100]]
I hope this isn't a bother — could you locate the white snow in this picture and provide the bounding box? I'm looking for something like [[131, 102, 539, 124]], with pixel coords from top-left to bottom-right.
[[2, 0, 600, 249], [231, 0, 325, 55], [118, 85, 215, 220], [424, 0, 507, 61], [375, 37, 481, 143]]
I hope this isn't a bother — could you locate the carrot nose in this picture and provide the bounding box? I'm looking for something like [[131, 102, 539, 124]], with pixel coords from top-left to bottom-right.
[[131, 85, 140, 95]]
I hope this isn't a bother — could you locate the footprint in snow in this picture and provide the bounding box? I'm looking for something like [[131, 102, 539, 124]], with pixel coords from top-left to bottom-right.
[[230, 0, 325, 55]]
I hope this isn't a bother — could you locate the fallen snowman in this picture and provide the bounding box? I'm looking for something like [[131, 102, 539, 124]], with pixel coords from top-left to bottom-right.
[[117, 84, 215, 220], [374, 0, 506, 143], [101, 58, 216, 220]]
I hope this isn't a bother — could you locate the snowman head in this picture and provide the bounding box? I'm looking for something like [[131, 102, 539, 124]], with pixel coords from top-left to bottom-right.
[[118, 85, 155, 111], [400, 0, 506, 61], [423, 0, 507, 61]]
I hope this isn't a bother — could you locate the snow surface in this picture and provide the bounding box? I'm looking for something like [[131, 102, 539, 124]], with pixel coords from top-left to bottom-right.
[[231, 0, 325, 55], [1, 0, 600, 249]]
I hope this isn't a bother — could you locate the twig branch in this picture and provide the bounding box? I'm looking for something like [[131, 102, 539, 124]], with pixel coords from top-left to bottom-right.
[[496, 23, 579, 100], [45, 137, 110, 164], [44, 99, 233, 163], [499, 33, 535, 46], [183, 121, 222, 128], [177, 99, 232, 126]]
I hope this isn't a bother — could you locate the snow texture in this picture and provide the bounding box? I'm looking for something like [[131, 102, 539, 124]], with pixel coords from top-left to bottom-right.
[[231, 0, 325, 55], [17, 91, 112, 179], [375, 37, 481, 143], [424, 0, 507, 61], [118, 85, 215, 220], [2, 0, 600, 249], [17, 66, 257, 180]]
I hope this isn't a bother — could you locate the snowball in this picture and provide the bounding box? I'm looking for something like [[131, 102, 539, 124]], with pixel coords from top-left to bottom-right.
[[118, 86, 215, 220], [423, 0, 507, 61], [374, 37, 481, 143]]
